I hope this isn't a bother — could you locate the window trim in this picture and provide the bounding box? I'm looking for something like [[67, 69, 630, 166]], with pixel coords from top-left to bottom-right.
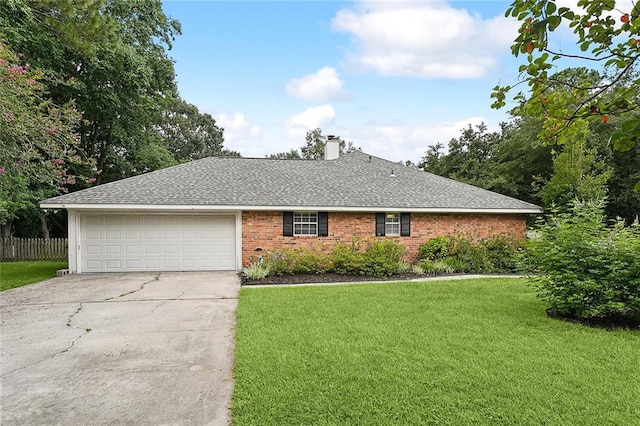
[[293, 212, 318, 236], [375, 212, 411, 237], [385, 213, 401, 236]]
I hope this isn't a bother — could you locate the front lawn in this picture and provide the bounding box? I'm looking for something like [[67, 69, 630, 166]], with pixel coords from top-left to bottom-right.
[[233, 278, 640, 425], [0, 261, 67, 291]]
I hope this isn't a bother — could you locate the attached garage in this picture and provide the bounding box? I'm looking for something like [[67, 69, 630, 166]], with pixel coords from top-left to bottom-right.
[[70, 213, 238, 273]]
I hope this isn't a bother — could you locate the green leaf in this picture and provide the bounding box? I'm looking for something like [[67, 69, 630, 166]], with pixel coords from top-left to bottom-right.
[[620, 119, 639, 133], [545, 1, 557, 15], [613, 135, 635, 151]]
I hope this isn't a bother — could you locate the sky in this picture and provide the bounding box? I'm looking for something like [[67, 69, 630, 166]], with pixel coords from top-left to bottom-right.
[[159, 0, 584, 162]]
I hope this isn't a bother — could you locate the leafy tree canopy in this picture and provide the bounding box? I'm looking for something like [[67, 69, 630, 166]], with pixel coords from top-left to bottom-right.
[[270, 128, 359, 160], [491, 0, 640, 190], [0, 42, 91, 230]]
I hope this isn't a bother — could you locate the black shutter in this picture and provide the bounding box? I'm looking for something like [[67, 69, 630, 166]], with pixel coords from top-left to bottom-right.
[[375, 213, 385, 236], [283, 212, 294, 236], [318, 212, 328, 236], [400, 213, 411, 236]]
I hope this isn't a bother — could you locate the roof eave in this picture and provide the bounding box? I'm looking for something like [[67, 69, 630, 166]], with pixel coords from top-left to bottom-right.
[[40, 202, 543, 214]]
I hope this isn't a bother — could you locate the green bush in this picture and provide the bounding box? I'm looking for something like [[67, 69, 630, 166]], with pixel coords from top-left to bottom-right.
[[529, 202, 640, 324], [332, 241, 364, 275], [265, 248, 332, 275], [361, 239, 405, 277], [419, 235, 522, 274], [481, 235, 522, 272], [447, 238, 490, 273], [418, 236, 452, 261]]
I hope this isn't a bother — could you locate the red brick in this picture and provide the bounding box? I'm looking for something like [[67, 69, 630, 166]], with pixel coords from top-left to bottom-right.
[[241, 211, 527, 266]]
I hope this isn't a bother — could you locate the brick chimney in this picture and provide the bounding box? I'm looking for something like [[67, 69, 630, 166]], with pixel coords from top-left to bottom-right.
[[324, 135, 340, 160]]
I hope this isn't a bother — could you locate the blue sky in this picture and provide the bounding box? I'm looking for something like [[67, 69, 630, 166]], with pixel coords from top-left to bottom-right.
[[161, 0, 529, 162]]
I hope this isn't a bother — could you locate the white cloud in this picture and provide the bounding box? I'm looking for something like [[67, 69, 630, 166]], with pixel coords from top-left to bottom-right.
[[331, 0, 518, 79], [286, 105, 336, 138], [285, 67, 346, 101], [215, 112, 262, 156], [340, 116, 492, 162]]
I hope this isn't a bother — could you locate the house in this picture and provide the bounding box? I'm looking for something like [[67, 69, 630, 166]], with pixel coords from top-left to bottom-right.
[[40, 139, 542, 273]]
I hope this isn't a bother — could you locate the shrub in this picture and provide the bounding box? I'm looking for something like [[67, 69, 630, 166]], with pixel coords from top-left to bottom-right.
[[332, 240, 365, 275], [481, 235, 522, 272], [529, 201, 640, 325], [242, 262, 271, 280], [446, 238, 489, 273], [265, 248, 332, 275], [419, 235, 522, 274], [361, 239, 406, 277], [418, 236, 452, 261]]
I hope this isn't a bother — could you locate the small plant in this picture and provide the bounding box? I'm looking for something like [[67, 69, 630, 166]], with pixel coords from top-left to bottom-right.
[[397, 261, 412, 274], [411, 264, 425, 276], [420, 260, 436, 275], [443, 257, 466, 273], [432, 259, 454, 275], [242, 262, 271, 280]]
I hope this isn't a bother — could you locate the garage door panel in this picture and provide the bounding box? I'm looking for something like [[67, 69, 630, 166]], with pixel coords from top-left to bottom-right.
[[125, 260, 141, 269], [81, 214, 236, 272], [144, 245, 159, 254]]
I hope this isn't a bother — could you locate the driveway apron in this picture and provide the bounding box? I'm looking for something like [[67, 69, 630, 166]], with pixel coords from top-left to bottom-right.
[[0, 271, 240, 425]]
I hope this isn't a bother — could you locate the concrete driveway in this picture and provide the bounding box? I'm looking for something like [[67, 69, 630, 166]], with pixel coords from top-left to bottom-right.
[[0, 271, 240, 425]]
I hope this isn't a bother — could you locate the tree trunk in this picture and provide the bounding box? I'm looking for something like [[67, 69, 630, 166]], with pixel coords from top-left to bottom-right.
[[40, 214, 50, 240], [1, 222, 13, 238]]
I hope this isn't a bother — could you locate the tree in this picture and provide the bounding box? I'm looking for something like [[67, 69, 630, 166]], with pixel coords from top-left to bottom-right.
[[419, 123, 500, 190], [269, 128, 359, 160], [491, 0, 640, 189], [160, 98, 239, 162], [0, 42, 90, 237], [419, 121, 554, 206], [2, 0, 184, 183], [269, 149, 301, 159]]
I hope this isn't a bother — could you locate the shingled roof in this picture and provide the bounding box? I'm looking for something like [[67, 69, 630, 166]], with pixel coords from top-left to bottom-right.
[[40, 151, 542, 213]]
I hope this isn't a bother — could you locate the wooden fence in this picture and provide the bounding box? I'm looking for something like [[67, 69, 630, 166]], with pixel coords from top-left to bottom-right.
[[0, 238, 68, 262]]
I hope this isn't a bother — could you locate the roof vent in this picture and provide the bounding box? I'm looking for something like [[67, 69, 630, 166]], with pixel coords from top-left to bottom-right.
[[325, 135, 340, 160]]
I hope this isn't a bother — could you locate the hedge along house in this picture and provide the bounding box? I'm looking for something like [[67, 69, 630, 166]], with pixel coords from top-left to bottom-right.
[[40, 139, 542, 273]]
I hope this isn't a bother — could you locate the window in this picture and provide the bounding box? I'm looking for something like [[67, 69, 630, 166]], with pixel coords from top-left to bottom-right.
[[283, 212, 328, 237], [376, 212, 410, 237], [294, 212, 318, 236], [385, 213, 400, 236]]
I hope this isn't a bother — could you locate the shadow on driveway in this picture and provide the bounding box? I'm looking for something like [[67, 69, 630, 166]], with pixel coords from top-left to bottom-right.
[[0, 271, 240, 425]]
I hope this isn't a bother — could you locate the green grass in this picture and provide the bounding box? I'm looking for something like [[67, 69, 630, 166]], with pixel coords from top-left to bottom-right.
[[0, 261, 67, 291], [233, 279, 640, 425]]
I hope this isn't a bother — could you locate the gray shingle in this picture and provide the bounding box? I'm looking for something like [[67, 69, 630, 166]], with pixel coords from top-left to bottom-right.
[[40, 151, 542, 212]]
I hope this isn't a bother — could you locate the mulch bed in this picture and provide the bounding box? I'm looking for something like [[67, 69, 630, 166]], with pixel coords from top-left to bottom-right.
[[241, 272, 418, 286]]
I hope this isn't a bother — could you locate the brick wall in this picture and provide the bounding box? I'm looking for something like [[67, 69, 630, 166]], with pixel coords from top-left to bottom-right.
[[241, 211, 527, 265]]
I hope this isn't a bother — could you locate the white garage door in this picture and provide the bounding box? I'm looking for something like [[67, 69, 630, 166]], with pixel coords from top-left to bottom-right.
[[81, 214, 236, 272]]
